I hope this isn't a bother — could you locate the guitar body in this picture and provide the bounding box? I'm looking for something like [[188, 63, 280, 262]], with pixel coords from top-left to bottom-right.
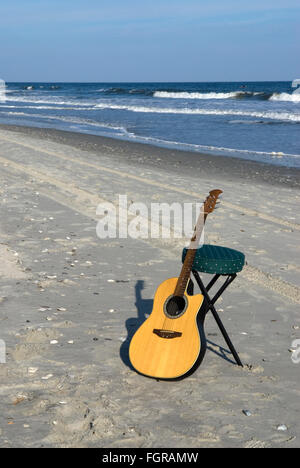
[[129, 277, 206, 380]]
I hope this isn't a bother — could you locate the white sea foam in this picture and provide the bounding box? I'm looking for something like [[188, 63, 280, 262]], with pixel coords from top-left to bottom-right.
[[154, 90, 300, 102], [1, 111, 126, 132], [154, 91, 243, 99], [5, 96, 92, 107], [269, 92, 300, 103], [3, 111, 28, 116], [0, 104, 90, 111], [94, 103, 300, 122], [2, 104, 96, 111], [122, 133, 300, 160], [3, 99, 300, 122]]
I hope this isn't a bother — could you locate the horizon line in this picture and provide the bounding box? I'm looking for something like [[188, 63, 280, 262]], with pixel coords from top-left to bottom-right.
[[4, 79, 295, 84]]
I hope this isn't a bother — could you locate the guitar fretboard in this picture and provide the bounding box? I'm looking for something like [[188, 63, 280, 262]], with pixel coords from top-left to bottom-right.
[[172, 189, 222, 298], [174, 248, 198, 297]]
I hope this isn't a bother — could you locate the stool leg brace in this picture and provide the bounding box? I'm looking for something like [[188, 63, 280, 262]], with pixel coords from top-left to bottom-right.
[[192, 270, 243, 367]]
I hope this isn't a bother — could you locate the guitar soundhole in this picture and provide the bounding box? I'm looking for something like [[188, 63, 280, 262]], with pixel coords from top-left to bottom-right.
[[164, 295, 187, 319]]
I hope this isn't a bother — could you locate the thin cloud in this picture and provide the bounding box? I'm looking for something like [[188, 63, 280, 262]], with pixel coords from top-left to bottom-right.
[[0, 0, 299, 26]]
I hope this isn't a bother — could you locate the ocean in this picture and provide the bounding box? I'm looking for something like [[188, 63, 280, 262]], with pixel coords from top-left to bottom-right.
[[1, 81, 300, 167]]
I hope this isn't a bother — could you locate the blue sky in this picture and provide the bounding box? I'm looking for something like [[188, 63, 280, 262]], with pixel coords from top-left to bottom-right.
[[0, 0, 299, 82]]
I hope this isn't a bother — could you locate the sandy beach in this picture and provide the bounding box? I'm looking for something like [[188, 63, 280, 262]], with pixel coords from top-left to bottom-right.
[[0, 124, 299, 448]]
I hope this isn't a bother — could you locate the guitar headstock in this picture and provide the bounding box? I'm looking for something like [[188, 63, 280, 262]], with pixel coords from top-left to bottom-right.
[[203, 189, 223, 214], [188, 188, 223, 251]]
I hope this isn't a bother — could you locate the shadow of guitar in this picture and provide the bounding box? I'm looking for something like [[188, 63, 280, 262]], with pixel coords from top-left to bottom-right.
[[120, 280, 153, 369]]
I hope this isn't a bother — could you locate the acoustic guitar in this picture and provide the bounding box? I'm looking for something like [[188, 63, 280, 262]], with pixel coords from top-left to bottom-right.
[[129, 189, 223, 380]]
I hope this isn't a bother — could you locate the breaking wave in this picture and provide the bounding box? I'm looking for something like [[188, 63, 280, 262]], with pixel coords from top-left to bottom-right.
[[154, 90, 300, 102], [5, 96, 92, 107], [155, 91, 238, 99], [1, 111, 127, 133], [153, 91, 266, 100], [94, 103, 300, 122], [269, 92, 300, 102], [124, 133, 300, 159]]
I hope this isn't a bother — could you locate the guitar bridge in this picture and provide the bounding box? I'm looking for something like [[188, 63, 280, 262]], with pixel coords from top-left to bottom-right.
[[153, 329, 182, 339]]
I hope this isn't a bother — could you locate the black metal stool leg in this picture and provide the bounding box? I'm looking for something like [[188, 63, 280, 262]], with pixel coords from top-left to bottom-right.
[[207, 306, 243, 367], [187, 278, 194, 296], [206, 274, 221, 293], [192, 270, 243, 367]]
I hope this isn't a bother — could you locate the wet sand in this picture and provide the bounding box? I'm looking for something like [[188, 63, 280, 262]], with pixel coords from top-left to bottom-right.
[[0, 125, 299, 448]]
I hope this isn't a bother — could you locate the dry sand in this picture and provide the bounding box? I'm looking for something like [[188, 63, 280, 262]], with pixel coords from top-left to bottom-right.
[[0, 125, 299, 448]]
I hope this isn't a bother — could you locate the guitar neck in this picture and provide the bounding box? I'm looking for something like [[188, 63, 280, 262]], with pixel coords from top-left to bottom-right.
[[173, 188, 223, 297], [173, 248, 198, 297]]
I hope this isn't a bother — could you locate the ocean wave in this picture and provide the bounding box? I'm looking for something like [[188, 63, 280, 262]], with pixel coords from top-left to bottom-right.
[[154, 91, 270, 100], [21, 85, 61, 91], [122, 132, 300, 159], [103, 87, 127, 95], [101, 88, 300, 102], [2, 111, 28, 116], [101, 88, 272, 100], [94, 103, 300, 122], [3, 99, 300, 122], [5, 96, 93, 106], [0, 104, 92, 111], [228, 119, 285, 125], [1, 109, 299, 164], [155, 91, 243, 99], [269, 92, 300, 102], [0, 111, 126, 131], [5, 110, 296, 159], [102, 87, 154, 96]]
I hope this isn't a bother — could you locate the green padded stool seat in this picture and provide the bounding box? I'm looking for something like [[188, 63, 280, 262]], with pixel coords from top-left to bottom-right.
[[182, 244, 245, 275]]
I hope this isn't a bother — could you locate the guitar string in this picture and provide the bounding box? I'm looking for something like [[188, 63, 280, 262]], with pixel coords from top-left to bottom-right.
[[161, 208, 205, 332], [161, 216, 203, 332], [161, 195, 219, 333]]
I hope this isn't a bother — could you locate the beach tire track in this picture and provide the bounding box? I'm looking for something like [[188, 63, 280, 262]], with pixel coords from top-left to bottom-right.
[[0, 133, 299, 231], [0, 152, 299, 305], [242, 265, 300, 304]]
